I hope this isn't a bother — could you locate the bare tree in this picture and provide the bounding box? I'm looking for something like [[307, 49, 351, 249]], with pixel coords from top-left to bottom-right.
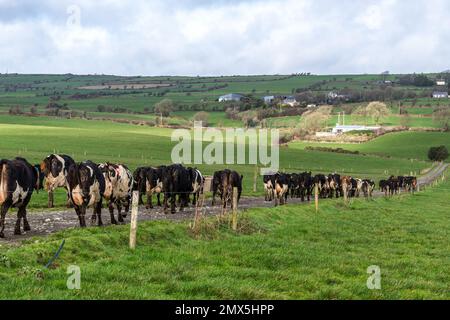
[[366, 101, 390, 125]]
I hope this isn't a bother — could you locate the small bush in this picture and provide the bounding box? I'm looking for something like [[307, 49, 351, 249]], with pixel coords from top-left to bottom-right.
[[428, 146, 449, 161]]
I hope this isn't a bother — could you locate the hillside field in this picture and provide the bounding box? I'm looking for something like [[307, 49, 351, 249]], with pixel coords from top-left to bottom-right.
[[0, 115, 432, 209]]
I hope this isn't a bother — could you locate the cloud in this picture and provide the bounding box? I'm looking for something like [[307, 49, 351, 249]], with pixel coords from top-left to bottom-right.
[[0, 0, 449, 75]]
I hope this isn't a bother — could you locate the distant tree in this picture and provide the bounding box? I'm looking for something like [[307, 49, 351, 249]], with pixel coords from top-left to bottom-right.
[[366, 101, 390, 125], [154, 99, 174, 117], [428, 146, 449, 162], [97, 105, 106, 112], [299, 107, 331, 133], [193, 111, 210, 126], [399, 113, 412, 128], [30, 106, 37, 114], [433, 107, 450, 131]]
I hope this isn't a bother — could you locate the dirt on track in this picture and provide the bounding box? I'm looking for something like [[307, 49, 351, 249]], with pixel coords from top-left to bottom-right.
[[1, 163, 447, 244]]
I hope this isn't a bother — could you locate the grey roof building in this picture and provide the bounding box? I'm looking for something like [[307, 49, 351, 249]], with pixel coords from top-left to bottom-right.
[[218, 93, 244, 102]]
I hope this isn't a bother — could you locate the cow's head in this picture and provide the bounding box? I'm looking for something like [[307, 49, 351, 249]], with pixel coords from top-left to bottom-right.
[[41, 155, 65, 178], [78, 164, 95, 203]]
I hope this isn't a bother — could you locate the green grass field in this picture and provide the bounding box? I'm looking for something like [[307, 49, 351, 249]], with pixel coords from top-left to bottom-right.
[[0, 174, 448, 299], [291, 131, 450, 161]]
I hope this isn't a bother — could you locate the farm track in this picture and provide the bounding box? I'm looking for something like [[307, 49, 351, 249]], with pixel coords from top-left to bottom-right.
[[1, 162, 448, 245]]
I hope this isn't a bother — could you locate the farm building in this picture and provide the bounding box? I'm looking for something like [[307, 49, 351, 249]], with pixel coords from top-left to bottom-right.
[[332, 125, 381, 134], [263, 95, 275, 104], [282, 96, 299, 107], [432, 91, 449, 99], [436, 80, 447, 86], [218, 93, 244, 102]]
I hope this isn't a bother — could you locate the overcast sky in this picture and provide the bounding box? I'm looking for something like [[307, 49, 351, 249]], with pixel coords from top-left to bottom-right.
[[1, 0, 449, 76]]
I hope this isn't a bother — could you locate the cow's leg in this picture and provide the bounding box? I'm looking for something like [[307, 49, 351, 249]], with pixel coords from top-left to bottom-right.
[[146, 192, 153, 209], [96, 201, 103, 227], [109, 200, 117, 225], [212, 191, 216, 206], [171, 193, 176, 214], [48, 190, 54, 208], [117, 201, 124, 223], [14, 208, 23, 235], [0, 203, 11, 238], [79, 205, 87, 228], [157, 193, 162, 207], [192, 191, 197, 206], [122, 195, 130, 218]]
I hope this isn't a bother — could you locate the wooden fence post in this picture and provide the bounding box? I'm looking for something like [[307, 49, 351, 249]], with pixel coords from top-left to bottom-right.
[[193, 190, 205, 232], [343, 184, 348, 204], [232, 187, 238, 230], [314, 183, 319, 213], [129, 191, 139, 250]]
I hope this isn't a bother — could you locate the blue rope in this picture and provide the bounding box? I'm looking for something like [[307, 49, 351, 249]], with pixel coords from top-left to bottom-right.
[[45, 239, 65, 269]]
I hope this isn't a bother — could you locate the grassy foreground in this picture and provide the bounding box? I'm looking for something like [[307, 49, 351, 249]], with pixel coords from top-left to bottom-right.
[[0, 175, 448, 299]]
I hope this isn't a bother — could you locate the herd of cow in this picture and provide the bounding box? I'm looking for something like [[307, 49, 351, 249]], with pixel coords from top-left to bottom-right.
[[0, 153, 418, 238], [263, 172, 376, 206], [263, 172, 417, 206], [0, 154, 244, 238]]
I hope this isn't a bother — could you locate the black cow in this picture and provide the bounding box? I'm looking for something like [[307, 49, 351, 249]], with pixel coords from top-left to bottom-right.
[[388, 176, 399, 195], [379, 180, 390, 196], [289, 173, 301, 199], [133, 167, 149, 205], [297, 172, 313, 202], [161, 164, 192, 214], [40, 154, 75, 208], [66, 161, 105, 227], [0, 157, 43, 238]]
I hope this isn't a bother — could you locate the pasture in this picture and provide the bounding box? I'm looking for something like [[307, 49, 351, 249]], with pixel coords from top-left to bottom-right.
[[0, 174, 448, 299], [0, 115, 430, 209]]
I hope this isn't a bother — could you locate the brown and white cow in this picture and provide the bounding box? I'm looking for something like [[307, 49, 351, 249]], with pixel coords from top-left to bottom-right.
[[0, 157, 43, 238], [99, 163, 134, 225], [40, 154, 75, 208]]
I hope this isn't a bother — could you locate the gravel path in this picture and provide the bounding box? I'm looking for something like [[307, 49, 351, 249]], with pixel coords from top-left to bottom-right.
[[1, 162, 447, 244]]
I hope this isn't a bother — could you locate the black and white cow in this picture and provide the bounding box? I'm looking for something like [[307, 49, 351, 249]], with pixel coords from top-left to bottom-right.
[[212, 169, 243, 209], [144, 166, 165, 209], [0, 157, 43, 238], [99, 163, 134, 225], [273, 173, 289, 206], [133, 167, 148, 205], [327, 173, 341, 198], [40, 154, 75, 208], [263, 174, 275, 201], [66, 161, 105, 227], [362, 179, 375, 198], [187, 167, 204, 205]]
